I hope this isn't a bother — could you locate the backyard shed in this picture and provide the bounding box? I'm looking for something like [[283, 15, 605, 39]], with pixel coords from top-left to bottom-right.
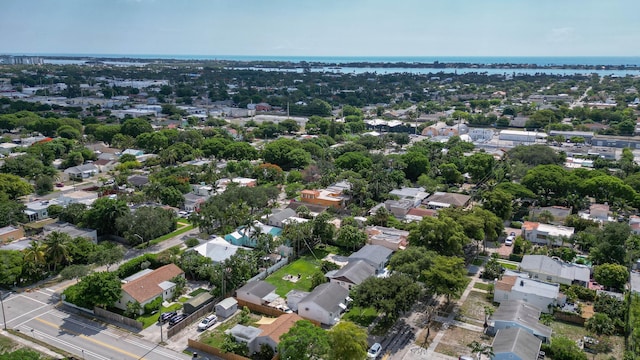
[[183, 292, 214, 314], [216, 297, 238, 318]]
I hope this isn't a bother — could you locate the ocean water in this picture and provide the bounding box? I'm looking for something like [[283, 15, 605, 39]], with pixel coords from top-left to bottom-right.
[[15, 53, 640, 67]]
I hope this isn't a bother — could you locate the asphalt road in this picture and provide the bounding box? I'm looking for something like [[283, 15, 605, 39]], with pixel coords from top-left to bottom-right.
[[2, 288, 192, 360]]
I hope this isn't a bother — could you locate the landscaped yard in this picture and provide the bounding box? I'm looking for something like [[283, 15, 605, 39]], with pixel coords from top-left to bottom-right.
[[473, 282, 492, 291], [265, 255, 323, 296], [497, 261, 518, 270], [343, 306, 378, 327], [137, 303, 183, 329], [200, 312, 261, 348], [549, 320, 625, 359]]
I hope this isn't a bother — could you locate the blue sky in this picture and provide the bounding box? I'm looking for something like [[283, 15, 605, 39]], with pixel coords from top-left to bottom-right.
[[1, 0, 638, 57]]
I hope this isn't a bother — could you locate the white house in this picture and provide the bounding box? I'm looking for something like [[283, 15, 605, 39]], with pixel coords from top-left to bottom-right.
[[494, 274, 565, 313], [236, 281, 278, 306], [365, 226, 409, 251], [114, 264, 184, 314], [64, 164, 99, 180], [521, 221, 574, 246], [520, 255, 590, 287], [193, 236, 249, 264], [297, 283, 349, 325]]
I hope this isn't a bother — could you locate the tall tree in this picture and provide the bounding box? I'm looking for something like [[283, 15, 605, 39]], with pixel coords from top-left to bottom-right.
[[423, 256, 468, 303], [328, 321, 368, 360], [408, 215, 469, 256], [278, 320, 329, 360]]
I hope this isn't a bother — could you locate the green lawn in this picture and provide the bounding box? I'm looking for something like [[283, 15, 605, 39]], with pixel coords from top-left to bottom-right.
[[135, 224, 195, 249], [473, 282, 492, 291], [343, 306, 378, 327], [137, 303, 183, 329], [189, 288, 208, 297], [549, 320, 625, 359], [498, 261, 518, 270], [265, 256, 323, 296]]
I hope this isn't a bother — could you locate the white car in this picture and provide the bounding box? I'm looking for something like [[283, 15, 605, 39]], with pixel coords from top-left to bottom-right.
[[505, 235, 515, 246], [197, 315, 217, 331], [367, 343, 382, 359]]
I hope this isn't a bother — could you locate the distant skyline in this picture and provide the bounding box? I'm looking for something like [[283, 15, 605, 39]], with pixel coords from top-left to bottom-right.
[[1, 0, 639, 57]]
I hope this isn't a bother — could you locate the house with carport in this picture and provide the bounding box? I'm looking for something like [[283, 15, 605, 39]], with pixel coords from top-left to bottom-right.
[[297, 282, 349, 326]]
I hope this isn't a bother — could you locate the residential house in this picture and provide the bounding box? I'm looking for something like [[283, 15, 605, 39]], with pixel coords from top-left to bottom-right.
[[491, 328, 543, 360], [423, 191, 471, 209], [326, 260, 375, 290], [64, 164, 99, 181], [215, 177, 257, 193], [255, 313, 304, 353], [183, 193, 208, 212], [348, 244, 393, 274], [225, 221, 282, 248], [43, 222, 98, 243], [489, 300, 552, 343], [588, 203, 611, 223], [255, 103, 272, 112], [285, 290, 310, 312], [300, 181, 351, 209], [389, 187, 429, 207], [227, 324, 262, 353], [494, 275, 565, 313], [265, 208, 296, 228], [122, 149, 144, 157], [58, 190, 98, 207], [215, 297, 238, 319], [631, 216, 640, 235], [297, 283, 350, 325], [529, 206, 572, 225], [365, 226, 409, 251], [0, 226, 23, 243], [24, 199, 57, 221], [0, 142, 19, 155], [383, 199, 414, 218], [521, 222, 575, 246], [114, 264, 185, 314], [236, 281, 278, 306], [404, 207, 438, 222], [127, 175, 149, 188], [520, 255, 590, 287], [92, 158, 117, 172], [193, 236, 249, 264]]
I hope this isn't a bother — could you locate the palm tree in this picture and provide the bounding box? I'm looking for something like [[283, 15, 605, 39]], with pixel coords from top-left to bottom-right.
[[44, 231, 72, 272], [23, 241, 48, 281], [483, 305, 495, 329], [467, 341, 494, 360]]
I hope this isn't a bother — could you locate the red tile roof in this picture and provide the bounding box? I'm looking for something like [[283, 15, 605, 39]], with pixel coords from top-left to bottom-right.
[[122, 264, 184, 303]]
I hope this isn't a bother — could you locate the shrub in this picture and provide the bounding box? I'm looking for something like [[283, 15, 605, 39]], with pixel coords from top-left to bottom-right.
[[510, 221, 522, 229], [144, 296, 163, 314], [185, 238, 200, 248]]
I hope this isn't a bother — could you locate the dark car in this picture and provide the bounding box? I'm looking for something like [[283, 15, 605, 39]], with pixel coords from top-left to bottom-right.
[[158, 311, 178, 324], [169, 313, 188, 327]]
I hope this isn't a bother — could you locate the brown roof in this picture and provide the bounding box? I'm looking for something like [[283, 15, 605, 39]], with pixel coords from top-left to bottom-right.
[[258, 313, 304, 343], [93, 159, 114, 166], [522, 221, 538, 231], [122, 264, 184, 303], [495, 275, 518, 292], [407, 207, 437, 218]]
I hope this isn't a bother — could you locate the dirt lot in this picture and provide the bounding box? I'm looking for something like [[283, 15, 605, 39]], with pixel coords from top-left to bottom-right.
[[459, 290, 493, 325], [435, 325, 490, 358]]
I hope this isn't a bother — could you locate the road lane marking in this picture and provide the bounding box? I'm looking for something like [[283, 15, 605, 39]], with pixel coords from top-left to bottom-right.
[[7, 304, 52, 326], [17, 293, 49, 305], [34, 317, 147, 360], [20, 325, 111, 360]]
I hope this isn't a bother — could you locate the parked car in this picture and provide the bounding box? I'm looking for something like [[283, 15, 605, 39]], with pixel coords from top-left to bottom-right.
[[55, 182, 64, 187], [459, 357, 474, 360], [158, 311, 177, 324], [505, 235, 515, 246], [198, 314, 218, 331], [169, 313, 188, 327], [510, 231, 516, 237], [367, 343, 382, 359]]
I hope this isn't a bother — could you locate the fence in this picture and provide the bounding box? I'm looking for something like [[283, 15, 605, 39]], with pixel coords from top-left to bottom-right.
[[93, 306, 144, 331], [246, 257, 289, 283], [188, 339, 251, 360], [61, 300, 94, 315], [235, 299, 286, 318], [166, 301, 217, 338], [554, 311, 586, 325]]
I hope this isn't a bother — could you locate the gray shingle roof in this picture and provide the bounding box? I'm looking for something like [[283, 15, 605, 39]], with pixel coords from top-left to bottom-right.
[[237, 280, 276, 298], [492, 328, 542, 360], [268, 208, 296, 224], [299, 283, 349, 313], [491, 300, 552, 339], [328, 260, 375, 285], [348, 245, 393, 267]]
